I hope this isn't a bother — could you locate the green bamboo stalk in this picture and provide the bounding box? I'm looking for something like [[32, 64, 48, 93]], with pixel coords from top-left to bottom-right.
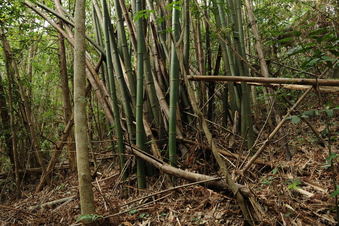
[[213, 4, 236, 124], [92, 4, 109, 85], [216, 0, 240, 112], [168, 1, 181, 166], [135, 0, 147, 189], [183, 0, 190, 73], [107, 20, 135, 144], [113, 0, 137, 105], [151, 0, 170, 59], [118, 0, 137, 52], [230, 0, 254, 147], [144, 51, 162, 132], [101, 0, 126, 171]]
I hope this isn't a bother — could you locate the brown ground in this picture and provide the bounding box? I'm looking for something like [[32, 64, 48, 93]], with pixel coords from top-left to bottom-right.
[[0, 93, 338, 225]]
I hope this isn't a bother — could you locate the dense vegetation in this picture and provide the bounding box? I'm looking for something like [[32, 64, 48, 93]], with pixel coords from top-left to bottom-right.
[[0, 0, 338, 224]]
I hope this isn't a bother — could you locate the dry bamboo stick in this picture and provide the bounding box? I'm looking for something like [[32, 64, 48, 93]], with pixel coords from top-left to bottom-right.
[[188, 75, 339, 86], [127, 144, 249, 194], [239, 82, 339, 93]]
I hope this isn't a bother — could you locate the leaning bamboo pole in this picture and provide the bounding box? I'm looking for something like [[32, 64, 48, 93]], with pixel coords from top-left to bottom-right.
[[128, 144, 249, 193], [235, 82, 339, 93], [188, 75, 339, 86]]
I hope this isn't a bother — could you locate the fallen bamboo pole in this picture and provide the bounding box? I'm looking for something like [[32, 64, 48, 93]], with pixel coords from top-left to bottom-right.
[[236, 82, 339, 93], [127, 145, 249, 194], [188, 75, 339, 86]]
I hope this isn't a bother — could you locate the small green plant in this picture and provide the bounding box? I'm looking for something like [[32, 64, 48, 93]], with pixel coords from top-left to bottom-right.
[[55, 183, 66, 191], [330, 185, 339, 198], [271, 167, 279, 175], [322, 153, 339, 169], [128, 209, 138, 215], [133, 9, 155, 21], [159, 212, 167, 217], [261, 177, 273, 185], [289, 115, 301, 124], [287, 179, 301, 190], [76, 214, 103, 223], [261, 168, 279, 185], [138, 213, 149, 219], [192, 216, 202, 223], [287, 106, 339, 125]]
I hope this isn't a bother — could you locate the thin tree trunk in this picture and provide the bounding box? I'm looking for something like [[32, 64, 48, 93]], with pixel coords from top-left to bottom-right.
[[74, 0, 96, 216], [57, 10, 75, 171]]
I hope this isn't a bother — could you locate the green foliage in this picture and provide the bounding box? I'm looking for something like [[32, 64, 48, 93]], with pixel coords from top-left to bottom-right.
[[165, 1, 183, 11], [330, 185, 339, 198], [288, 106, 339, 124], [289, 115, 301, 124], [76, 214, 103, 223], [128, 209, 138, 215], [159, 212, 168, 217], [271, 167, 279, 175], [133, 9, 155, 21], [253, 0, 338, 79], [261, 177, 273, 185], [323, 153, 339, 169], [287, 179, 301, 190], [138, 213, 149, 219], [0, 0, 25, 26], [261, 168, 279, 185]]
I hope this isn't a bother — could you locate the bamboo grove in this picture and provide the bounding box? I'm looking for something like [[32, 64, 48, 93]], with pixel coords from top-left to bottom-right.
[[0, 0, 338, 224]]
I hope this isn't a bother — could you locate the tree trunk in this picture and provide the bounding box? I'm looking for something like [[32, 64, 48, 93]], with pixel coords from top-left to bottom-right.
[[57, 15, 75, 171], [74, 0, 96, 217]]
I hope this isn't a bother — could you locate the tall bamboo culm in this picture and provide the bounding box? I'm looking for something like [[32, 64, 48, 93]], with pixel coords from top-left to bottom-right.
[[168, 1, 181, 166], [135, 0, 147, 189], [101, 0, 126, 172]]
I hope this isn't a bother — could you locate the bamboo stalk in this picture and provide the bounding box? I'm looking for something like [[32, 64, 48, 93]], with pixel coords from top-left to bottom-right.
[[128, 145, 248, 193], [101, 0, 126, 171], [92, 3, 108, 84], [112, 0, 137, 104], [168, 1, 181, 166], [188, 75, 339, 86], [135, 0, 147, 189]]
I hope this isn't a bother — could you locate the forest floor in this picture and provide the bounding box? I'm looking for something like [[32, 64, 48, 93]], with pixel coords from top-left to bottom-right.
[[0, 93, 338, 225]]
